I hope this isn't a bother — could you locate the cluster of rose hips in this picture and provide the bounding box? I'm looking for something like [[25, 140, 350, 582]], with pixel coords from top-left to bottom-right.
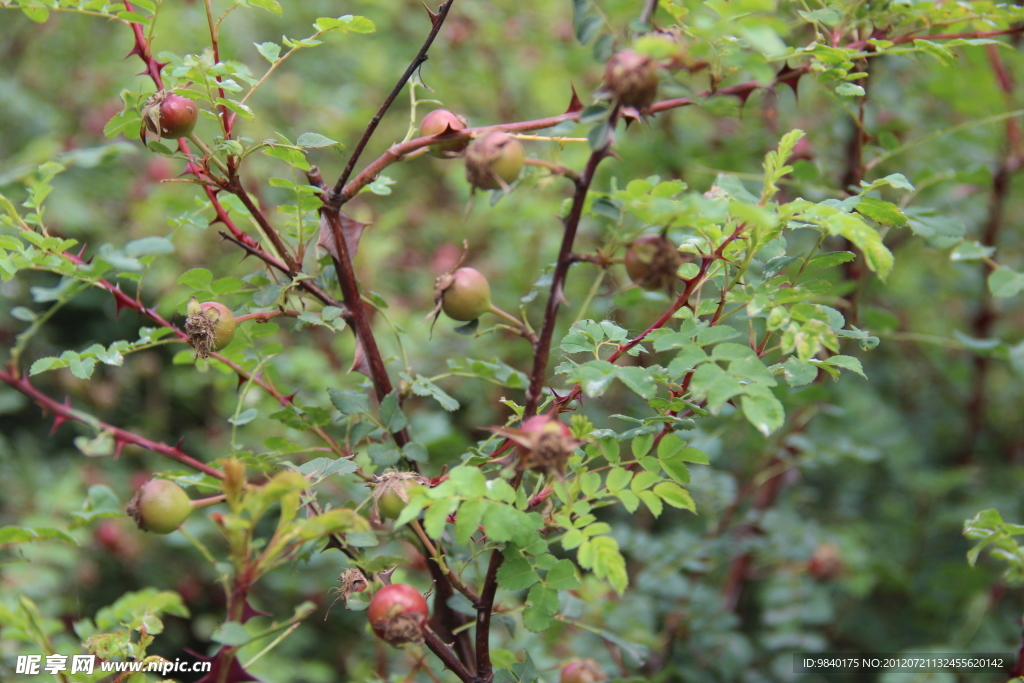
[[127, 46, 670, 667]]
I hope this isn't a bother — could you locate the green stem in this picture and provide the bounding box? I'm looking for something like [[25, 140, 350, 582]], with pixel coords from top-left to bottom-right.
[[186, 132, 231, 175]]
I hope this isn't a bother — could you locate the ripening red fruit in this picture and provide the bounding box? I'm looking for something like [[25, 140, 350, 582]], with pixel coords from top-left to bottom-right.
[[624, 234, 685, 291], [492, 415, 583, 476], [560, 660, 607, 683], [808, 542, 844, 580], [142, 91, 198, 139], [464, 131, 525, 190], [604, 50, 660, 109], [420, 109, 469, 158], [440, 267, 492, 321], [367, 583, 429, 645], [127, 479, 193, 534]]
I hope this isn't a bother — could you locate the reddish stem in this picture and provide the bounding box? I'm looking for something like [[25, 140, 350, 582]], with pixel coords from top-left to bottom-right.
[[0, 365, 224, 480]]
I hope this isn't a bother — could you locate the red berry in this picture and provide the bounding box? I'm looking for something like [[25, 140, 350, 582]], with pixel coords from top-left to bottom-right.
[[127, 479, 193, 534], [367, 583, 429, 646], [492, 415, 583, 476], [604, 50, 660, 109], [420, 109, 469, 158], [464, 132, 525, 190], [142, 91, 198, 139], [439, 267, 492, 321], [560, 660, 607, 683], [624, 234, 686, 291], [808, 542, 844, 580]]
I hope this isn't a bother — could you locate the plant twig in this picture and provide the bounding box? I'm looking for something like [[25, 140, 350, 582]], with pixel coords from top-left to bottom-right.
[[474, 548, 505, 681], [320, 208, 410, 447], [330, 0, 457, 200], [0, 366, 224, 480], [524, 109, 618, 415], [421, 625, 476, 683]]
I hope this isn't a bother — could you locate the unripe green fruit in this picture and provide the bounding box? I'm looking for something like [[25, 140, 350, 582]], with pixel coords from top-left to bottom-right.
[[441, 267, 492, 321], [368, 583, 429, 645], [185, 298, 236, 358], [624, 234, 684, 291], [604, 50, 660, 109], [200, 302, 236, 350], [464, 132, 525, 190], [127, 480, 193, 534], [142, 91, 198, 139], [378, 479, 423, 520], [420, 109, 469, 158]]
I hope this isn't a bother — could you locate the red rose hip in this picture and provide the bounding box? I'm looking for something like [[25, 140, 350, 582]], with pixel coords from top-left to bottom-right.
[[420, 109, 469, 158], [367, 583, 429, 645]]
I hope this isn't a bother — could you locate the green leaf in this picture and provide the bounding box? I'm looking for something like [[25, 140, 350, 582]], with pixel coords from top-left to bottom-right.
[[125, 236, 174, 257], [988, 267, 1024, 298], [328, 388, 370, 416], [496, 549, 541, 591], [249, 0, 283, 15], [740, 387, 785, 436], [211, 622, 251, 646], [855, 197, 907, 227], [424, 498, 453, 539], [951, 241, 996, 262], [546, 559, 581, 589], [605, 467, 632, 493], [522, 584, 559, 632], [455, 499, 486, 545], [229, 408, 258, 426], [615, 366, 657, 398], [379, 391, 408, 432], [178, 268, 213, 291], [822, 354, 867, 378], [255, 41, 281, 63], [408, 374, 460, 411], [296, 132, 342, 148], [653, 482, 696, 512], [824, 213, 893, 280], [583, 536, 628, 594], [449, 466, 487, 498], [314, 15, 376, 33], [808, 251, 856, 270]]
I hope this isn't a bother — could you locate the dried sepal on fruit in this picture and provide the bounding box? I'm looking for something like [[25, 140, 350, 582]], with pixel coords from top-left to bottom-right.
[[624, 233, 689, 292], [604, 49, 660, 110], [140, 90, 198, 142], [371, 470, 428, 522], [367, 583, 429, 646], [464, 131, 525, 190], [185, 297, 236, 359], [491, 414, 585, 477], [560, 659, 607, 683], [325, 567, 369, 617]]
